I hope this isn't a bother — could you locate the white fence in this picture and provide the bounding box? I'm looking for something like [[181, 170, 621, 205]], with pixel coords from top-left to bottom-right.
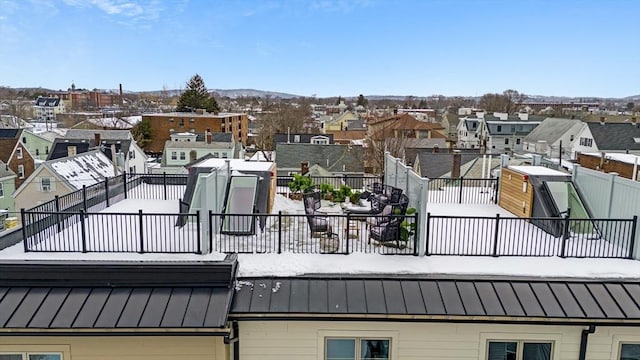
[[573, 165, 640, 259]]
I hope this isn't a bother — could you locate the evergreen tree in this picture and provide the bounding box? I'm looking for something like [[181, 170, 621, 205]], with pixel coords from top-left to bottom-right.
[[176, 74, 220, 112], [335, 96, 343, 105], [356, 94, 368, 107]]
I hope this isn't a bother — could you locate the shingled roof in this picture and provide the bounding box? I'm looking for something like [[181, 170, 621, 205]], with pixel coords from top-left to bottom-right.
[[276, 143, 364, 173], [588, 122, 640, 151]]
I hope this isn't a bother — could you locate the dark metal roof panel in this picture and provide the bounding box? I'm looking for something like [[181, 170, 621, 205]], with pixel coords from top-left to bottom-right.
[[29, 287, 70, 328], [181, 287, 210, 328], [607, 284, 640, 318], [50, 288, 91, 328], [419, 281, 446, 315], [269, 280, 291, 313], [382, 280, 406, 315], [160, 288, 192, 327], [364, 280, 386, 314], [327, 280, 348, 314], [457, 282, 485, 316], [309, 280, 329, 313], [438, 281, 466, 315], [549, 283, 584, 318], [512, 283, 545, 317], [203, 287, 233, 328], [117, 288, 152, 328], [289, 279, 310, 313], [586, 284, 624, 319], [138, 288, 171, 328], [6, 288, 50, 328], [249, 279, 273, 313], [475, 282, 505, 316], [568, 283, 604, 318], [72, 288, 111, 328], [493, 283, 525, 317], [94, 288, 131, 328], [0, 287, 29, 327], [400, 281, 426, 314], [345, 280, 367, 313], [530, 283, 565, 318]]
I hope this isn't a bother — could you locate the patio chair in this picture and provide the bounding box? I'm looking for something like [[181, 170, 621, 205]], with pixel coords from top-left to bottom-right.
[[302, 191, 332, 236], [369, 195, 410, 246]]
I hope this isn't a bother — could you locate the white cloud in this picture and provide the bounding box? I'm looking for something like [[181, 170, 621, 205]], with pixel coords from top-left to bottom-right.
[[63, 0, 166, 25]]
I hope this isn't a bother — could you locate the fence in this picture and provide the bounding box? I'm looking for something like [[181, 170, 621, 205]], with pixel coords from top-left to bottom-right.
[[211, 212, 418, 255], [276, 175, 383, 195], [427, 177, 499, 204], [426, 213, 637, 258], [22, 210, 201, 253]]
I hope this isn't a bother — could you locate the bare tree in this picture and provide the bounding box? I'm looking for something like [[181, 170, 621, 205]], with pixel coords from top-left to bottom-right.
[[478, 89, 526, 113], [255, 98, 316, 150]]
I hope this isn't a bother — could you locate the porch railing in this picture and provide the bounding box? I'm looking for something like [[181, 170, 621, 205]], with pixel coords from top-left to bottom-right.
[[426, 213, 637, 258], [427, 177, 499, 204], [22, 210, 201, 253]]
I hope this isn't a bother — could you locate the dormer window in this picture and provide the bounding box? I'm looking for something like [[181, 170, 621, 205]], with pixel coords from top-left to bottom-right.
[[311, 135, 329, 145], [634, 137, 640, 144]]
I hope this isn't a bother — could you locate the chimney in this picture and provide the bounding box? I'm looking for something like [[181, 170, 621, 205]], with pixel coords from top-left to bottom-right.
[[94, 133, 101, 146], [432, 146, 440, 153], [632, 117, 637, 126], [119, 83, 123, 105], [301, 161, 309, 175], [451, 150, 462, 178], [600, 116, 606, 125], [206, 131, 212, 144]]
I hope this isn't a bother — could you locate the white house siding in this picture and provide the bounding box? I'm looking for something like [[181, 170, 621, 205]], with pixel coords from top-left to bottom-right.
[[0, 335, 228, 360], [571, 126, 599, 156], [238, 320, 640, 360]]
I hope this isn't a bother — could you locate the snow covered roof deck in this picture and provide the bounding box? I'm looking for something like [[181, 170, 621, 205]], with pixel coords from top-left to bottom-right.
[[2, 172, 639, 280]]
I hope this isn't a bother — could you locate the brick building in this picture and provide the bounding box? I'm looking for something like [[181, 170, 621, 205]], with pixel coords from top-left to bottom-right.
[[141, 112, 248, 153]]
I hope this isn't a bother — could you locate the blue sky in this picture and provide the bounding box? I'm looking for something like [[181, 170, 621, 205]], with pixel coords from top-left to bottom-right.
[[0, 0, 638, 98]]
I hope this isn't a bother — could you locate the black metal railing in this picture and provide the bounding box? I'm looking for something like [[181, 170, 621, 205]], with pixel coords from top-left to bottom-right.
[[427, 177, 499, 204], [211, 211, 418, 255], [426, 213, 637, 258], [23, 210, 201, 253]]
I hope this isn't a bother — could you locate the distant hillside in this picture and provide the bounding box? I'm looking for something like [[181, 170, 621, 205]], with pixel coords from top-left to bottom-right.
[[211, 89, 300, 99]]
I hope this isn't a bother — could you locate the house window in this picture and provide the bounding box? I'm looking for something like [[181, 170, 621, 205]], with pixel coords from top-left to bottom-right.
[[36, 149, 40, 156], [179, 152, 186, 160], [16, 147, 23, 159], [45, 146, 49, 154], [189, 118, 195, 123], [487, 341, 552, 360], [497, 125, 502, 132], [22, 136, 27, 143], [0, 353, 62, 360], [516, 138, 521, 145], [294, 135, 300, 143], [171, 152, 177, 160], [570, 135, 575, 141], [68, 146, 76, 156], [620, 343, 640, 359], [325, 338, 390, 360], [168, 118, 174, 122], [0, 182, 4, 197], [505, 138, 509, 145], [511, 126, 516, 132], [18, 165, 24, 179], [213, 152, 219, 158], [41, 178, 52, 192], [222, 152, 228, 158], [129, 150, 135, 159], [179, 119, 184, 126], [579, 137, 593, 147]]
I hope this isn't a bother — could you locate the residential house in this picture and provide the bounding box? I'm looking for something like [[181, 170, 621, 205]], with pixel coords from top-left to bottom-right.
[[477, 113, 543, 153], [275, 143, 364, 176], [412, 150, 484, 178], [522, 118, 584, 159], [20, 130, 54, 162], [61, 129, 147, 174], [141, 112, 249, 153], [0, 161, 16, 213], [33, 96, 65, 123], [368, 113, 446, 140], [160, 132, 242, 171], [323, 110, 358, 131], [456, 117, 482, 149], [0, 129, 36, 188], [440, 111, 460, 143], [273, 133, 334, 145], [325, 130, 367, 145], [14, 150, 116, 211], [571, 118, 640, 156]]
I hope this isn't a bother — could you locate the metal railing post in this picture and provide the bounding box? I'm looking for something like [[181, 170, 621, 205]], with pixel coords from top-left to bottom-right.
[[629, 215, 638, 260], [123, 171, 128, 199], [425, 212, 431, 256], [345, 213, 350, 255], [79, 210, 87, 253], [209, 210, 213, 253], [492, 214, 500, 257], [54, 195, 61, 232], [138, 209, 144, 253], [277, 211, 282, 254], [21, 208, 28, 252], [82, 185, 88, 213], [196, 210, 201, 254], [458, 177, 464, 203], [163, 172, 168, 200], [105, 179, 110, 207], [493, 177, 500, 204], [413, 212, 419, 256], [560, 209, 572, 258]]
